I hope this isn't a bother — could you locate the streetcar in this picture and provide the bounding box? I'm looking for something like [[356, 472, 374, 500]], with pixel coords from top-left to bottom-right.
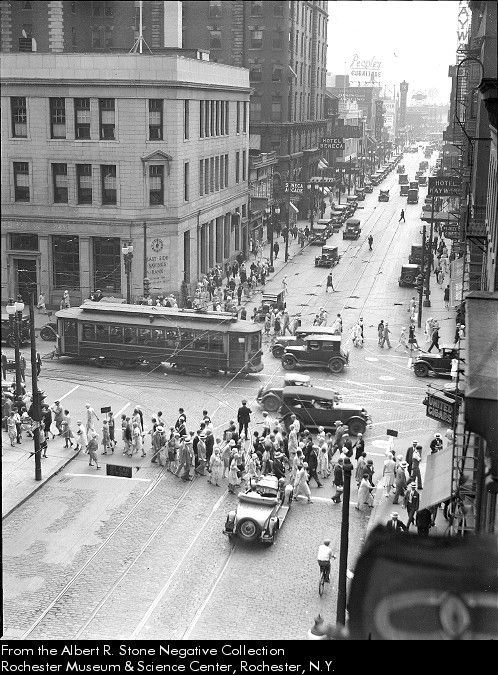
[[55, 301, 263, 375]]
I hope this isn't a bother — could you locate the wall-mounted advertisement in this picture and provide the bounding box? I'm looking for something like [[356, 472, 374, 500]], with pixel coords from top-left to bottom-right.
[[349, 54, 382, 85]]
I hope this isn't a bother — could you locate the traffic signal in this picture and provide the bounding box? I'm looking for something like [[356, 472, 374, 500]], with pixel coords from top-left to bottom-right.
[[143, 277, 151, 297], [415, 274, 424, 293]]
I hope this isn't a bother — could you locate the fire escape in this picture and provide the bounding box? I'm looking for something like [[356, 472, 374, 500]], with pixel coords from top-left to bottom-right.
[[448, 38, 490, 535]]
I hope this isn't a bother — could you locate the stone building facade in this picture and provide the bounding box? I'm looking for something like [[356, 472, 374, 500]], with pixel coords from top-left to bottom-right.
[[1, 52, 250, 307]]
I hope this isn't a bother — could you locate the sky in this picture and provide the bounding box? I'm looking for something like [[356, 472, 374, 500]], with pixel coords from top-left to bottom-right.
[[327, 1, 461, 103]]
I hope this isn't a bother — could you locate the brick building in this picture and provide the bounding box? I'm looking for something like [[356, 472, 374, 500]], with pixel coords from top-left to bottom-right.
[[1, 52, 250, 307]]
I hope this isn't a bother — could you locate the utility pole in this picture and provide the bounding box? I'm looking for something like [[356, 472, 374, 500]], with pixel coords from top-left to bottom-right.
[[418, 224, 426, 329], [423, 195, 436, 308], [336, 458, 353, 627], [286, 127, 292, 262], [348, 156, 352, 195], [28, 289, 42, 481]]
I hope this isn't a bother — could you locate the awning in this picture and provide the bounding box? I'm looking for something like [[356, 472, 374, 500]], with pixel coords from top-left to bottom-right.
[[419, 447, 453, 510]]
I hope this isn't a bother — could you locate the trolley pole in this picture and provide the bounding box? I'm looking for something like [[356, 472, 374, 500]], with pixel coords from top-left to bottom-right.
[[28, 289, 42, 481], [336, 458, 353, 627]]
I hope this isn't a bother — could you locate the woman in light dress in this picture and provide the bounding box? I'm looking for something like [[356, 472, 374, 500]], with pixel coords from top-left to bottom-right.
[[355, 473, 374, 510], [208, 448, 223, 486], [293, 463, 313, 503], [382, 452, 396, 496]]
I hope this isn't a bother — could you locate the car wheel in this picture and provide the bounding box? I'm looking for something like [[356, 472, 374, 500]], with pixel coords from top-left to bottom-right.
[[282, 355, 297, 370], [414, 362, 429, 377], [328, 358, 344, 374], [262, 394, 281, 413], [40, 325, 55, 341], [272, 345, 285, 358], [237, 518, 261, 542], [348, 418, 366, 436]]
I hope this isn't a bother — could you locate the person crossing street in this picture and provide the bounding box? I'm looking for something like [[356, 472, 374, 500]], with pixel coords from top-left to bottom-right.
[[399, 209, 405, 223]]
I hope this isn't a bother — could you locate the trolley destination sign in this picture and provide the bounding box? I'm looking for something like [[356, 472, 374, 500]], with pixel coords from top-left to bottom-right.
[[319, 137, 346, 150], [428, 176, 462, 197]]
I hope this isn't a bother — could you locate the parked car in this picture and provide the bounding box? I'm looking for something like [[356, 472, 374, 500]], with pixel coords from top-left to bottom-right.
[[407, 188, 419, 204], [271, 327, 339, 359], [398, 263, 421, 287], [346, 195, 358, 211], [400, 184, 409, 197], [399, 174, 409, 185], [223, 475, 293, 545], [363, 184, 374, 194], [343, 218, 361, 240], [412, 346, 459, 378], [356, 188, 366, 201], [279, 386, 370, 435], [309, 221, 331, 246], [409, 245, 423, 265], [418, 175, 428, 186], [314, 245, 340, 267], [281, 334, 349, 374], [378, 190, 390, 202], [396, 164, 406, 174]]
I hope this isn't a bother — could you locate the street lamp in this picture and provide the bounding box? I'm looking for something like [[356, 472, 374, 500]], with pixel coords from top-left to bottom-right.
[[122, 243, 134, 304], [265, 207, 273, 268], [26, 285, 42, 481], [6, 296, 24, 402]]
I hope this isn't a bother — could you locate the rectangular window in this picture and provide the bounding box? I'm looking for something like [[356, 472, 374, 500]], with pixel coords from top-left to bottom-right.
[[272, 64, 283, 82], [149, 99, 163, 140], [250, 29, 263, 49], [210, 30, 221, 49], [13, 162, 29, 202], [11, 97, 27, 137], [250, 97, 261, 122], [184, 162, 189, 201], [215, 101, 220, 136], [242, 150, 247, 181], [204, 100, 210, 137], [235, 151, 240, 183], [183, 231, 191, 283], [199, 100, 205, 138], [199, 159, 204, 196], [52, 235, 80, 289], [50, 98, 66, 139], [271, 96, 282, 122], [74, 98, 91, 139], [208, 0, 222, 17], [250, 0, 262, 16], [220, 100, 225, 137], [225, 153, 229, 186], [236, 101, 240, 133], [225, 101, 229, 135], [184, 100, 189, 140], [242, 204, 247, 219], [243, 102, 248, 132], [52, 163, 68, 203], [274, 1, 284, 16], [215, 156, 220, 192], [224, 214, 230, 259], [272, 30, 283, 49], [76, 164, 92, 204], [204, 157, 209, 195], [101, 165, 117, 205], [9, 233, 38, 251], [234, 210, 240, 250], [149, 165, 164, 205], [250, 65, 262, 81], [99, 98, 115, 140], [93, 237, 121, 294], [220, 155, 225, 189], [210, 100, 215, 137], [209, 157, 215, 193]]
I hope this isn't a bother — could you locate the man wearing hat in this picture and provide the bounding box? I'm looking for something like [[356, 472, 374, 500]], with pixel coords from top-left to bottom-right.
[[386, 512, 407, 532], [404, 482, 420, 529], [430, 433, 443, 454], [411, 444, 423, 490], [405, 440, 418, 476], [307, 445, 323, 488], [50, 399, 64, 434], [273, 451, 286, 480], [85, 403, 99, 435], [354, 432, 365, 461], [392, 461, 408, 505], [237, 399, 252, 438]]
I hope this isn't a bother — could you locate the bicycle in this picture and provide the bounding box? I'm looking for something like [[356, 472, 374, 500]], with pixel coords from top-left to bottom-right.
[[318, 556, 336, 596]]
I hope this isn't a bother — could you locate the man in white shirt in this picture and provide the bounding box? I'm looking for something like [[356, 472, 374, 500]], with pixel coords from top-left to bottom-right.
[[290, 414, 301, 434], [317, 539, 336, 583]]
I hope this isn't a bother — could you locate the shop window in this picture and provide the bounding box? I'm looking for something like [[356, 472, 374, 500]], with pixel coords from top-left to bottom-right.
[[93, 237, 120, 294], [99, 98, 115, 140], [101, 165, 117, 205], [13, 162, 30, 202], [76, 164, 92, 204], [74, 98, 91, 139], [52, 163, 68, 203], [149, 165, 164, 205], [11, 97, 27, 137], [9, 233, 38, 251], [149, 99, 163, 140], [49, 98, 66, 139], [52, 235, 80, 289]]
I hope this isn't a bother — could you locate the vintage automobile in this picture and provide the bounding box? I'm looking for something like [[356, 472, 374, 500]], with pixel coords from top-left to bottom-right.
[[400, 184, 409, 197], [271, 326, 339, 359], [254, 291, 285, 321], [1, 313, 30, 347], [378, 189, 390, 202], [223, 475, 293, 545], [343, 218, 361, 240], [407, 188, 419, 204], [257, 372, 312, 410], [356, 188, 366, 201], [419, 160, 429, 171], [412, 346, 459, 378], [399, 174, 409, 185], [346, 195, 358, 210], [409, 245, 423, 265], [279, 386, 370, 435], [363, 183, 374, 194], [398, 263, 421, 287], [418, 175, 428, 186], [315, 245, 340, 268], [309, 220, 331, 246], [281, 334, 349, 374], [396, 164, 406, 174]]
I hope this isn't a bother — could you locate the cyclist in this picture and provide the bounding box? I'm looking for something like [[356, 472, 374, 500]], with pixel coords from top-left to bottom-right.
[[317, 538, 336, 583]]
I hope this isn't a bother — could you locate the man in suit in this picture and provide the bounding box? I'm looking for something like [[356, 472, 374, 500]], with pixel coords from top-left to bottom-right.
[[307, 445, 323, 488], [405, 440, 418, 476], [237, 399, 251, 438], [392, 461, 408, 505], [386, 512, 407, 532], [404, 482, 421, 529]]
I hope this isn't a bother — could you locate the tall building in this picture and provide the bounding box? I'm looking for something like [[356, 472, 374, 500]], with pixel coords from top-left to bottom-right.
[[325, 83, 381, 132], [182, 1, 329, 191], [1, 52, 250, 307]]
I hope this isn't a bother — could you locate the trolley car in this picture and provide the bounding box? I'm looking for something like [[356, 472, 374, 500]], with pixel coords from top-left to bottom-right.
[[55, 302, 263, 375]]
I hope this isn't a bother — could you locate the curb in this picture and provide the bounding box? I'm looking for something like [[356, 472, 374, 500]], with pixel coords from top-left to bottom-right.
[[2, 447, 81, 521]]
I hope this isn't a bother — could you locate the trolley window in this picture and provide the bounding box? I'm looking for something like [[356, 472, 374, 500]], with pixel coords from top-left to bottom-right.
[[250, 333, 261, 352], [63, 319, 78, 337], [82, 323, 96, 341], [195, 332, 210, 351], [138, 328, 152, 345], [165, 329, 180, 348], [180, 330, 195, 349], [210, 332, 224, 352], [149, 329, 165, 346], [123, 327, 137, 344], [95, 324, 109, 342], [110, 326, 123, 343]]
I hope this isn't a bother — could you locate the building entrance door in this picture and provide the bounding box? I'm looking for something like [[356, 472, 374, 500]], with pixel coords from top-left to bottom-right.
[[15, 258, 37, 303]]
